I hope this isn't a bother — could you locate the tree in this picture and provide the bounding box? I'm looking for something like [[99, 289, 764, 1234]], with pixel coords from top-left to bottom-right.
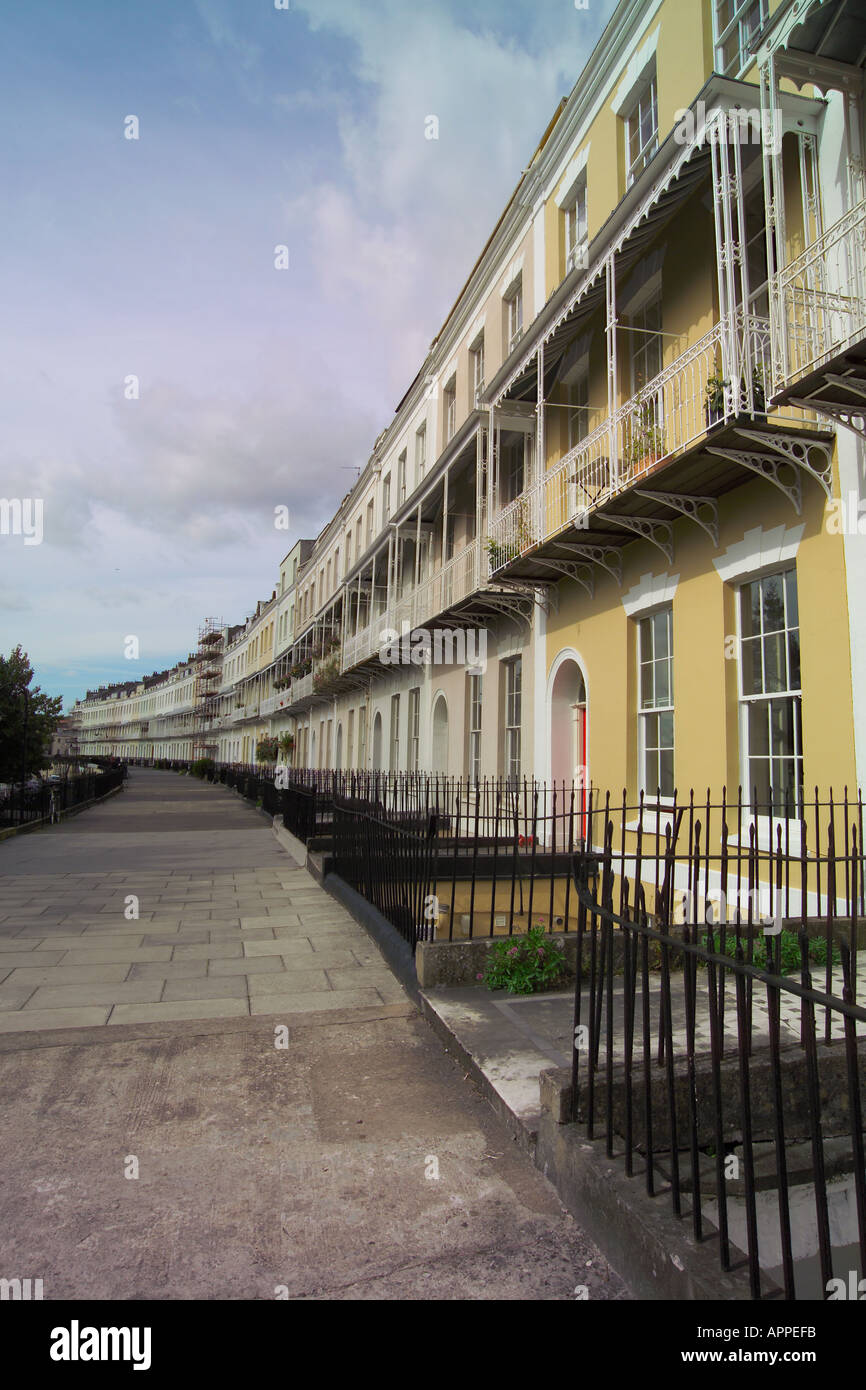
[[0, 647, 63, 783]]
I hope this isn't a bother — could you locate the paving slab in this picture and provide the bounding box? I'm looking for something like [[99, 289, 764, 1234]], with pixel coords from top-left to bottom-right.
[[128, 960, 208, 981], [242, 938, 315, 957], [25, 981, 165, 1010], [0, 985, 37, 1009], [247, 968, 332, 995], [208, 955, 288, 976], [6, 964, 133, 987], [108, 998, 251, 1025], [0, 1005, 111, 1032], [161, 976, 248, 1002], [249, 987, 386, 1015], [0, 950, 66, 968], [59, 945, 175, 965]]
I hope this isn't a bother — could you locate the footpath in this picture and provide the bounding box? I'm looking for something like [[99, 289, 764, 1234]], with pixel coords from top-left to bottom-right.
[[0, 768, 629, 1300]]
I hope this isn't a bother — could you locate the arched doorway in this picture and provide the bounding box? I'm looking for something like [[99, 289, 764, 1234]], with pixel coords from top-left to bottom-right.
[[431, 694, 449, 773], [549, 654, 588, 830], [372, 711, 383, 770], [335, 722, 343, 770]]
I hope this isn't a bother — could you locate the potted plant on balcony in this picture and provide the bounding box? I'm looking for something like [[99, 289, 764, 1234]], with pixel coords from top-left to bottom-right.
[[484, 535, 518, 572], [624, 390, 666, 479], [749, 364, 767, 421], [312, 654, 341, 693], [484, 499, 535, 573], [704, 370, 729, 428]]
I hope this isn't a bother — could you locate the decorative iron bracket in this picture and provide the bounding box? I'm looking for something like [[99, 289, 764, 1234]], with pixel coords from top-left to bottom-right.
[[735, 428, 834, 501], [705, 441, 802, 513], [490, 577, 559, 615], [549, 541, 622, 587], [460, 594, 535, 629], [634, 489, 720, 547], [526, 556, 595, 597], [604, 514, 674, 563], [788, 396, 866, 444]]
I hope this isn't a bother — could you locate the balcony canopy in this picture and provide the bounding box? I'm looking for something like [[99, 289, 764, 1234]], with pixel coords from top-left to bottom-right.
[[757, 0, 866, 69]]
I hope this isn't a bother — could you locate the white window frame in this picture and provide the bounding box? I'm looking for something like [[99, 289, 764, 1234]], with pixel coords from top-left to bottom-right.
[[358, 705, 367, 768], [504, 657, 522, 783], [505, 279, 523, 353], [444, 376, 456, 443], [468, 672, 482, 782], [565, 179, 588, 274], [637, 606, 675, 801], [382, 474, 391, 525], [389, 693, 400, 771], [415, 425, 426, 482], [625, 68, 658, 188], [398, 450, 407, 504], [737, 567, 803, 818], [470, 336, 485, 408], [408, 686, 420, 772], [713, 0, 769, 79], [567, 369, 589, 451], [628, 286, 665, 432]]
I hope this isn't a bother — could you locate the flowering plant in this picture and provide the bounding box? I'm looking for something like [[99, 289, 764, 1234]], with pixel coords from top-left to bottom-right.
[[255, 735, 279, 763], [482, 925, 566, 995]]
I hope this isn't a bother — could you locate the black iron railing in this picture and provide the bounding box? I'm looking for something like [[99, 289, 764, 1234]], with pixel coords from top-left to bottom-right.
[[123, 766, 866, 946], [333, 797, 438, 947], [569, 816, 866, 1301], [0, 767, 127, 830]]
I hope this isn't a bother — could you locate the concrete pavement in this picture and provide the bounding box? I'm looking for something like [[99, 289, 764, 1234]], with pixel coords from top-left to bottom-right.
[[0, 769, 630, 1300]]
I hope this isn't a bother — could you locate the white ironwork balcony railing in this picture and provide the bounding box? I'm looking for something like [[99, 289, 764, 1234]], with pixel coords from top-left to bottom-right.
[[342, 624, 378, 670], [389, 541, 482, 636], [260, 694, 278, 716], [773, 198, 866, 391], [486, 314, 817, 573], [417, 538, 481, 628], [339, 543, 486, 676], [290, 673, 314, 703]]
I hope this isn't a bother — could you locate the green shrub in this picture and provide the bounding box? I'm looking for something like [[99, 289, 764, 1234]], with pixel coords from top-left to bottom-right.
[[482, 925, 567, 995], [701, 927, 840, 974], [190, 757, 215, 779]]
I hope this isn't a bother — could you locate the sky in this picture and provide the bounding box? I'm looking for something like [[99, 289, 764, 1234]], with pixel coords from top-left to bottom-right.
[[0, 0, 617, 709]]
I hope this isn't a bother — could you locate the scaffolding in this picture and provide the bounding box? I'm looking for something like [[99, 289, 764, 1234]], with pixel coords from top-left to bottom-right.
[[192, 617, 225, 761]]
